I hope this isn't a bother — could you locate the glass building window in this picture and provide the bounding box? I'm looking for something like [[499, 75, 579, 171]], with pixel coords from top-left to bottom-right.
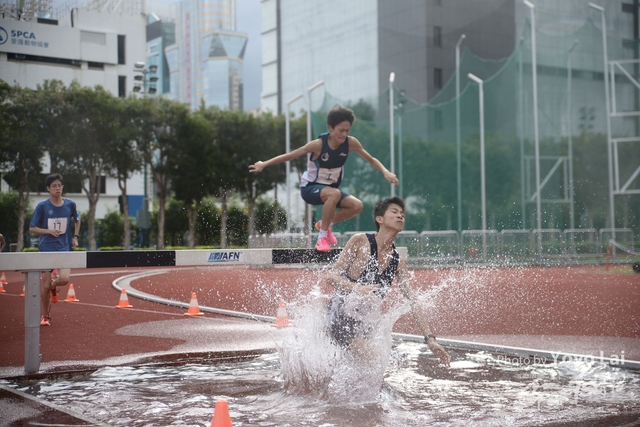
[[117, 35, 126, 64], [434, 26, 442, 48], [118, 75, 126, 97]]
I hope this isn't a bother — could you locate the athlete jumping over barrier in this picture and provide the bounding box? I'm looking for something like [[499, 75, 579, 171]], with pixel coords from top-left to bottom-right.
[[249, 107, 399, 252]]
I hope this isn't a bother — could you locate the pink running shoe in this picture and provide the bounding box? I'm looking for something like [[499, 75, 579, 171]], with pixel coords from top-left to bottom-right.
[[40, 315, 51, 326], [315, 221, 338, 246], [52, 269, 59, 280], [315, 237, 331, 252]]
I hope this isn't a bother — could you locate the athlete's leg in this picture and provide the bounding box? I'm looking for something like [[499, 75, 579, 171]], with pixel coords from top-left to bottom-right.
[[325, 195, 363, 226], [319, 187, 345, 231], [54, 268, 71, 288], [41, 271, 52, 316]]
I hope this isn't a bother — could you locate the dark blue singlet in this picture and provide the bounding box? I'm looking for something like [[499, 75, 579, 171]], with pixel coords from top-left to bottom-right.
[[327, 233, 400, 347], [300, 132, 350, 188]]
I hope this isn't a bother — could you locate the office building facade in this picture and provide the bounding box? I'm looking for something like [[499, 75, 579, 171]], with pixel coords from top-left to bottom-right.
[[0, 0, 148, 220], [167, 0, 247, 110], [261, 0, 637, 117]]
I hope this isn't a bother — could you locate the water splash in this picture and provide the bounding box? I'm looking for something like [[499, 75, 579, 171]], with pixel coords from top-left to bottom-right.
[[278, 284, 413, 404]]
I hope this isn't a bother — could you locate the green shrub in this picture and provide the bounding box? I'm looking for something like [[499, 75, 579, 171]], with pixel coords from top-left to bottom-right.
[[96, 210, 124, 247], [0, 192, 31, 247]]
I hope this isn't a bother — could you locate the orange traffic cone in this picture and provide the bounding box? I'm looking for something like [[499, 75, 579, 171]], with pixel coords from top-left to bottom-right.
[[210, 399, 233, 427], [184, 292, 204, 316], [115, 288, 133, 308], [64, 284, 80, 302], [0, 272, 7, 285], [0, 281, 5, 293], [20, 284, 25, 297], [271, 300, 291, 328]]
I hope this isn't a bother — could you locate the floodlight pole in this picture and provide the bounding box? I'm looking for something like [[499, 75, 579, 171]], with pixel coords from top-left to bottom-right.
[[567, 40, 579, 230], [456, 34, 466, 236], [133, 61, 158, 247], [518, 40, 526, 230], [524, 0, 543, 261], [389, 72, 396, 197], [285, 93, 305, 233], [589, 2, 616, 256], [468, 73, 487, 263], [306, 80, 324, 247]]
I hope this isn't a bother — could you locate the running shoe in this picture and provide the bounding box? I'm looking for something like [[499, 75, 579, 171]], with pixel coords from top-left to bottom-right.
[[40, 315, 51, 326], [50, 287, 58, 304], [52, 269, 59, 280], [315, 237, 331, 252], [315, 221, 338, 246]]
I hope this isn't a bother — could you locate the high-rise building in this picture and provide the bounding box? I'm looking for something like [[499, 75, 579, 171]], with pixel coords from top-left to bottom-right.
[[167, 0, 247, 110], [146, 13, 176, 97], [261, 0, 636, 118]]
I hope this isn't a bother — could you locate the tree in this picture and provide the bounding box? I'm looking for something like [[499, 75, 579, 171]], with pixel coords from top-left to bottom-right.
[[141, 97, 190, 249], [159, 197, 188, 247], [0, 192, 29, 249], [36, 80, 70, 174], [96, 210, 125, 247], [0, 83, 45, 251], [62, 83, 119, 250], [196, 198, 221, 246], [106, 96, 144, 250], [255, 197, 287, 234], [201, 107, 246, 248], [240, 112, 287, 236], [347, 98, 377, 122], [171, 111, 218, 247]]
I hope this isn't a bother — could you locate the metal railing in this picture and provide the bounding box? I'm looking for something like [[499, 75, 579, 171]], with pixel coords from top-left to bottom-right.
[[249, 228, 637, 265]]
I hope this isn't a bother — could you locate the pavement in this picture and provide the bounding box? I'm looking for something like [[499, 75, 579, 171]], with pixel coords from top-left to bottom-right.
[[0, 264, 638, 426]]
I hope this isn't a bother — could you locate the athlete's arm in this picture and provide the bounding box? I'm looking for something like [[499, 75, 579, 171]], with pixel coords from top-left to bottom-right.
[[348, 137, 399, 185], [72, 217, 81, 250], [398, 260, 451, 367], [325, 234, 373, 296], [29, 205, 62, 237], [249, 139, 322, 173]]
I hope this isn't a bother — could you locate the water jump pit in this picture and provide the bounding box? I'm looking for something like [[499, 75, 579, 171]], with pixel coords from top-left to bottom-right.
[[2, 344, 640, 426]]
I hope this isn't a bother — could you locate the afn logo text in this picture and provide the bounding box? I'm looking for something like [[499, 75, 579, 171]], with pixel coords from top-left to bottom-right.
[[207, 251, 242, 263]]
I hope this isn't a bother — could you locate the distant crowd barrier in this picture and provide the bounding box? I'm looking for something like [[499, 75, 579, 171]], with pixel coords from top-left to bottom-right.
[[249, 228, 637, 264]]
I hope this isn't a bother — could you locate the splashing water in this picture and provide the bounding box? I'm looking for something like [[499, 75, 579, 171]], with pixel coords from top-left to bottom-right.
[[277, 284, 415, 404]]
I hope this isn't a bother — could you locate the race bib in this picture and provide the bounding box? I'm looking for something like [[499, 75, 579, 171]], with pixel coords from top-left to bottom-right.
[[48, 217, 68, 234], [316, 167, 342, 185]]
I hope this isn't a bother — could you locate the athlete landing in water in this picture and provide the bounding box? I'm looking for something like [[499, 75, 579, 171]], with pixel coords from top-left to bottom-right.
[[325, 197, 451, 367]]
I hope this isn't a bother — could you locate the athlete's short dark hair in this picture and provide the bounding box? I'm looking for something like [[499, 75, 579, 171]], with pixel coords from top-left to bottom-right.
[[373, 197, 405, 231], [327, 107, 355, 128], [45, 173, 63, 188]]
